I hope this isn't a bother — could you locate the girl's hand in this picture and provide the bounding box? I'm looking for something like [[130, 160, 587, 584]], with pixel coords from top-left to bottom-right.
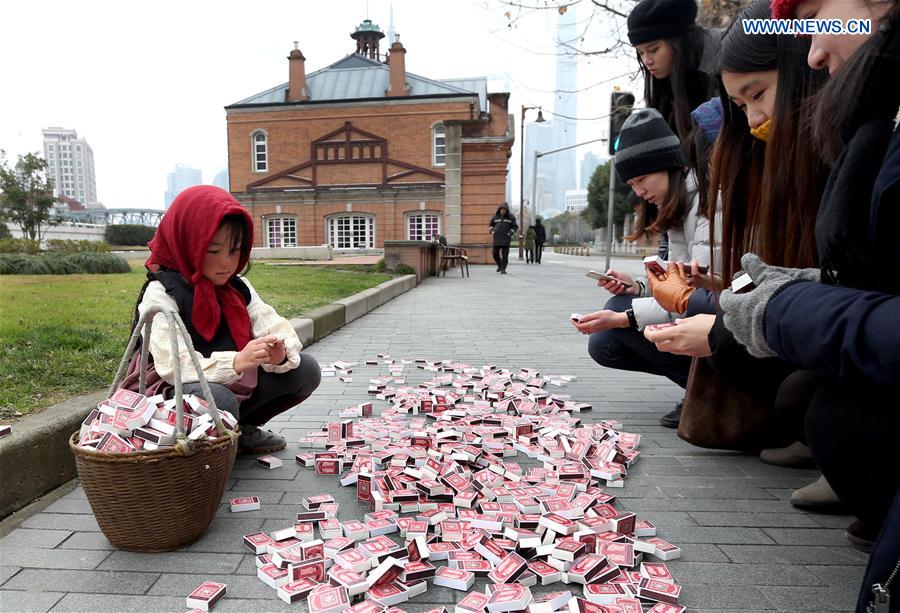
[[648, 262, 694, 313], [643, 314, 716, 357], [571, 310, 629, 334], [681, 260, 717, 291], [266, 338, 287, 365], [597, 269, 639, 296], [233, 336, 277, 373]]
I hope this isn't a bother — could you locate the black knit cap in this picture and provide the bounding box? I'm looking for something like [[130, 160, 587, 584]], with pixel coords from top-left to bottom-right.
[[614, 108, 687, 183], [628, 0, 698, 46]]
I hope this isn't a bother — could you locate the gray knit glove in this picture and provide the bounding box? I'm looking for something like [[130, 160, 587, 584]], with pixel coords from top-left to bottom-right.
[[719, 253, 821, 358]]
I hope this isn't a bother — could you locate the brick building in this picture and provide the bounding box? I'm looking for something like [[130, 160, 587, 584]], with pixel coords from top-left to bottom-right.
[[225, 20, 514, 262]]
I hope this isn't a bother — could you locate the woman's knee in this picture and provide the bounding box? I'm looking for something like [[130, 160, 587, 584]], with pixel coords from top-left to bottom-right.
[[181, 382, 239, 415], [293, 353, 322, 396], [588, 332, 617, 366]]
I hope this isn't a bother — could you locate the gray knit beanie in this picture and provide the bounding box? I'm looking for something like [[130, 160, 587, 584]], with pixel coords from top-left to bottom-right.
[[614, 108, 687, 183]]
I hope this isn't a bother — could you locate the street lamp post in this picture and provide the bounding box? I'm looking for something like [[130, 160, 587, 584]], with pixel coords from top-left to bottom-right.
[[519, 105, 544, 260]]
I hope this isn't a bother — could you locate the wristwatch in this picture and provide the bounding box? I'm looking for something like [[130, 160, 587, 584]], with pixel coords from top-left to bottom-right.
[[625, 308, 638, 330]]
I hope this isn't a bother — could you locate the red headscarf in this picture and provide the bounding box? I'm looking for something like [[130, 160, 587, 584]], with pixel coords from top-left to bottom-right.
[[146, 186, 254, 349], [771, 0, 802, 19]]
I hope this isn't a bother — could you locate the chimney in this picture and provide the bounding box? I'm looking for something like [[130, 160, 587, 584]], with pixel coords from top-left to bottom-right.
[[387, 37, 409, 97], [286, 41, 310, 102]]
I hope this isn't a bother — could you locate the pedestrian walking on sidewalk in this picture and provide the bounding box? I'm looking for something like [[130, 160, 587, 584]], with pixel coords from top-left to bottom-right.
[[534, 217, 546, 263], [525, 225, 536, 264], [489, 203, 518, 274]]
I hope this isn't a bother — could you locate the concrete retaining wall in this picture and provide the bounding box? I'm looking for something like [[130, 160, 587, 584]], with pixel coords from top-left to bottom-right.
[[0, 274, 418, 520], [251, 245, 332, 260]]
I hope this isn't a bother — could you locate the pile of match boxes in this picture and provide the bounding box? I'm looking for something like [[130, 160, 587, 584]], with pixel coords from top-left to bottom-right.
[[229, 359, 685, 613], [76, 388, 237, 453]]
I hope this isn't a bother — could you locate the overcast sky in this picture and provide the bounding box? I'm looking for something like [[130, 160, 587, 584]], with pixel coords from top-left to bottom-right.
[[1, 0, 642, 210]]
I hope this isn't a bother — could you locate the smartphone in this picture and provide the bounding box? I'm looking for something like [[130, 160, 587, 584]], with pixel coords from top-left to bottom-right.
[[586, 271, 633, 289], [687, 264, 709, 275]]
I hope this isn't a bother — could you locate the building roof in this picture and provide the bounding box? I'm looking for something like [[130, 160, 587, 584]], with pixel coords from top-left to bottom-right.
[[229, 54, 488, 112]]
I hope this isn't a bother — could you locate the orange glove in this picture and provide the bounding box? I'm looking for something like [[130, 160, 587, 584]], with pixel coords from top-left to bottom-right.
[[647, 262, 695, 314]]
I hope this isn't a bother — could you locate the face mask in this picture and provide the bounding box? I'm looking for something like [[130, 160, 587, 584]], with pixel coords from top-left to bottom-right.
[[750, 119, 771, 142]]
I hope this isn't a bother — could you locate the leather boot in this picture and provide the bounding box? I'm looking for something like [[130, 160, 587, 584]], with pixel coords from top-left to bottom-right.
[[760, 441, 817, 468], [790, 474, 847, 512]]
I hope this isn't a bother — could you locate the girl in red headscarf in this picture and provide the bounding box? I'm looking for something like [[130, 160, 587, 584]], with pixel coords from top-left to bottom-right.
[[123, 185, 321, 453]]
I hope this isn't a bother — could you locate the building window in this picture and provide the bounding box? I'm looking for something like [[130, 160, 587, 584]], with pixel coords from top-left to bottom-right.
[[252, 131, 268, 172], [327, 215, 375, 249], [407, 213, 440, 241], [265, 216, 296, 248], [433, 125, 446, 167]]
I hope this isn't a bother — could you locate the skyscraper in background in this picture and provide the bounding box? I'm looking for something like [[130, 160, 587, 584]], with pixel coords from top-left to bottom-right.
[[42, 127, 99, 206], [580, 151, 602, 189], [549, 4, 578, 213], [164, 164, 202, 208]]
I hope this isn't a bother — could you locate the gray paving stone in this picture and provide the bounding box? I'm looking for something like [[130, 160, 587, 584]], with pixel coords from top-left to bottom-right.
[[42, 498, 94, 514], [21, 513, 100, 532], [48, 593, 185, 612], [688, 512, 822, 528], [0, 590, 65, 613], [56, 532, 116, 550], [0, 529, 72, 549], [762, 586, 858, 611], [97, 551, 243, 574], [0, 548, 110, 570], [721, 545, 870, 566], [805, 565, 868, 589], [3, 569, 159, 595], [762, 528, 848, 546], [671, 562, 824, 586], [0, 567, 21, 586], [678, 585, 776, 610], [655, 526, 777, 545], [670, 544, 731, 563], [147, 572, 273, 600]]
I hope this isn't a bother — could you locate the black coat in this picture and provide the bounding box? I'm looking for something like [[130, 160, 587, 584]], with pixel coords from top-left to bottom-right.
[[489, 213, 518, 247], [534, 223, 546, 244]]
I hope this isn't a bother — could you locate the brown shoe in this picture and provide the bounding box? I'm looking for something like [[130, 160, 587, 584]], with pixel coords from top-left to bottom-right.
[[238, 425, 286, 454], [760, 441, 817, 468], [790, 474, 847, 512]]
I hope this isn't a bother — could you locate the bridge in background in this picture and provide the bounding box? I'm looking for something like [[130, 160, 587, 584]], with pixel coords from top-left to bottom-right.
[[56, 208, 164, 227]]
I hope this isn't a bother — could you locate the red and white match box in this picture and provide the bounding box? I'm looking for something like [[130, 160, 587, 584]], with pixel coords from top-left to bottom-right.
[[258, 563, 289, 588], [335, 548, 372, 574], [308, 585, 351, 613], [277, 577, 318, 604], [645, 537, 682, 561], [367, 519, 395, 537], [325, 536, 355, 557], [316, 458, 341, 475], [229, 496, 260, 513], [186, 581, 226, 611], [329, 565, 369, 597], [349, 602, 387, 613], [647, 604, 686, 613], [255, 553, 273, 568], [530, 590, 572, 613], [487, 552, 527, 584], [297, 538, 324, 560], [257, 455, 282, 469], [553, 538, 587, 562], [527, 560, 562, 585], [583, 583, 629, 605], [640, 562, 674, 583], [367, 556, 405, 589], [432, 566, 475, 591], [290, 556, 326, 583], [304, 494, 335, 510], [272, 547, 304, 569], [368, 581, 409, 607], [609, 512, 636, 535], [320, 519, 343, 539], [540, 512, 577, 535], [598, 542, 635, 568], [342, 520, 370, 541], [271, 527, 297, 542], [612, 597, 642, 613], [638, 579, 682, 605], [401, 560, 436, 582], [486, 584, 533, 613], [243, 532, 274, 554], [566, 554, 608, 584], [294, 521, 315, 541], [634, 519, 657, 537], [455, 591, 490, 613]]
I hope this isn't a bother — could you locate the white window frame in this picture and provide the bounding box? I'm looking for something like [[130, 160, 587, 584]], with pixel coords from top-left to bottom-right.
[[252, 130, 268, 173], [326, 214, 375, 249], [432, 124, 446, 167], [406, 212, 441, 242], [265, 215, 297, 248]]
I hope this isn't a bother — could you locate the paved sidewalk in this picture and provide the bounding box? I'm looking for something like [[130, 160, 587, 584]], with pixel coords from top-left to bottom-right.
[[0, 253, 866, 612]]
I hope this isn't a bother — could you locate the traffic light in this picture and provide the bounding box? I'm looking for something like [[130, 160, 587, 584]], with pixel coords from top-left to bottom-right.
[[609, 91, 635, 156]]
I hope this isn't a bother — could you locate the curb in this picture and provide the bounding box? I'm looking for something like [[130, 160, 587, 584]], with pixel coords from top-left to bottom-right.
[[0, 274, 418, 520]]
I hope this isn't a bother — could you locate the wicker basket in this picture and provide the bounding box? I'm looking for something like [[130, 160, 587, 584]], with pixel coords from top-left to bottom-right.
[[70, 306, 238, 552]]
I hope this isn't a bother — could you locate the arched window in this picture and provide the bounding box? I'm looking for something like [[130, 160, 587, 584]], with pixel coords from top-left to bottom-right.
[[327, 214, 375, 249], [252, 131, 268, 172], [432, 125, 446, 167]]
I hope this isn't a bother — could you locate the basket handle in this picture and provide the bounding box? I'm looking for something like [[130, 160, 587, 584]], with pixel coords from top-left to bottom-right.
[[109, 306, 232, 439]]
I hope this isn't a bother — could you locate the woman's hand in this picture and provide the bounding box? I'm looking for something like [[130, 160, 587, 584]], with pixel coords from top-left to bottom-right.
[[597, 269, 640, 296], [681, 260, 717, 291], [571, 310, 629, 334], [266, 338, 287, 365], [233, 336, 278, 373], [647, 262, 694, 313], [643, 314, 716, 357]]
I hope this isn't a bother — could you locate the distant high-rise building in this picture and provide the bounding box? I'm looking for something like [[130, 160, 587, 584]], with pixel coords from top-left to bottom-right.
[[550, 5, 579, 212], [565, 188, 588, 212], [165, 164, 203, 208], [42, 127, 98, 206], [213, 169, 230, 190], [580, 151, 602, 190], [522, 121, 555, 212]]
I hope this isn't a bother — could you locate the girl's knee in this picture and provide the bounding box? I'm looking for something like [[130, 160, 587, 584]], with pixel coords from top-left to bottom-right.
[[292, 353, 322, 394]]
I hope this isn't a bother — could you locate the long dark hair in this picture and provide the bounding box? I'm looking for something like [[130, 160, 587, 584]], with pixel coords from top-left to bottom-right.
[[709, 0, 828, 282], [639, 27, 717, 154], [811, 1, 900, 164], [626, 167, 691, 241]]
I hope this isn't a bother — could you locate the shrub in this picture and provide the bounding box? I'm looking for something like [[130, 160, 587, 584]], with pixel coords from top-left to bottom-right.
[[0, 253, 131, 275], [373, 257, 387, 273], [105, 224, 156, 247], [0, 224, 10, 240], [0, 238, 41, 254], [395, 263, 415, 275], [45, 239, 111, 253]]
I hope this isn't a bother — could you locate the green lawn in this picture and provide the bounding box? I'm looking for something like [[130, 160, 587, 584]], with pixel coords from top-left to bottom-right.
[[0, 264, 392, 419]]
